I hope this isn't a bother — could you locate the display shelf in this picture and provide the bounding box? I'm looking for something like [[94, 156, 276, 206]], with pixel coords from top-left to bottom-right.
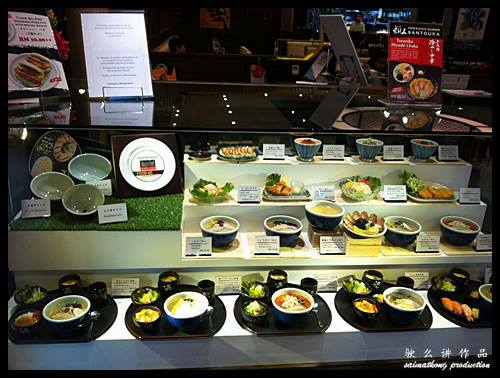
[[7, 293, 492, 370]]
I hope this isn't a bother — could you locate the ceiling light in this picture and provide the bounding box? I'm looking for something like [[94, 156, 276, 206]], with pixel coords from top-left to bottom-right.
[[402, 116, 408, 124], [231, 121, 236, 125]]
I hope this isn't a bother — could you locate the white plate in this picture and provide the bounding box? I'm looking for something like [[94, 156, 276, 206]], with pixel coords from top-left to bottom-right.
[[342, 221, 387, 238], [262, 189, 311, 202], [119, 137, 176, 192], [9, 53, 59, 91], [406, 182, 457, 203]]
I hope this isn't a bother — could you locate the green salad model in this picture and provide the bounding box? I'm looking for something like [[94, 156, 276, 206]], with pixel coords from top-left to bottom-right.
[[16, 287, 46, 304], [343, 277, 370, 294], [434, 277, 456, 292], [341, 176, 381, 201], [242, 281, 267, 298], [400, 170, 425, 196], [243, 301, 267, 317], [138, 290, 159, 305], [190, 179, 234, 203]]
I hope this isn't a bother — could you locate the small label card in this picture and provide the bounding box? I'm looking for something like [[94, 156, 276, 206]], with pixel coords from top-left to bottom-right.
[[263, 144, 285, 160], [98, 203, 128, 224], [86, 179, 113, 196], [322, 145, 345, 160], [484, 267, 492, 284], [415, 234, 440, 253], [112, 278, 139, 297], [313, 273, 338, 292], [254, 236, 280, 255], [319, 236, 345, 255], [476, 233, 492, 251], [185, 237, 212, 257], [405, 272, 430, 289], [438, 145, 459, 161], [459, 188, 481, 204], [237, 185, 261, 203], [21, 199, 50, 219], [383, 185, 407, 202], [383, 145, 404, 160], [312, 185, 336, 201], [215, 275, 242, 295]]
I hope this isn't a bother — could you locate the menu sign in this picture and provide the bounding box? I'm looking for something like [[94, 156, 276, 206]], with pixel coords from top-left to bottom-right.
[[388, 22, 443, 104]]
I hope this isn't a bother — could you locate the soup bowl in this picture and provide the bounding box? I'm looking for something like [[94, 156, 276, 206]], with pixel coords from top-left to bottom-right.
[[164, 291, 213, 331], [382, 287, 426, 325], [294, 137, 322, 162], [271, 287, 315, 325], [447, 268, 470, 290], [158, 271, 180, 298], [478, 284, 492, 320], [62, 184, 105, 216], [42, 295, 91, 336], [305, 201, 344, 231], [440, 216, 480, 246], [410, 139, 438, 161], [30, 172, 74, 200], [355, 138, 383, 162], [264, 215, 302, 247], [68, 153, 112, 182], [384, 216, 422, 247], [200, 216, 240, 247]]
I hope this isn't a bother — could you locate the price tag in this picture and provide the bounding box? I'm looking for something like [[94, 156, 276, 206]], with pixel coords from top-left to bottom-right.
[[319, 236, 345, 255], [438, 145, 459, 161], [312, 273, 338, 291], [312, 185, 336, 201], [254, 236, 280, 255], [405, 272, 430, 289], [111, 278, 139, 297], [185, 237, 212, 257], [484, 267, 492, 284], [237, 185, 261, 203], [476, 233, 492, 251], [21, 199, 50, 219], [98, 203, 128, 224], [215, 275, 242, 295], [86, 179, 112, 196], [459, 188, 481, 204], [263, 144, 285, 160], [322, 145, 345, 160], [383, 185, 407, 202], [383, 145, 404, 160], [415, 234, 440, 253]]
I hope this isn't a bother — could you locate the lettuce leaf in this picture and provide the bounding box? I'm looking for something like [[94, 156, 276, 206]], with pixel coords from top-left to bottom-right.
[[190, 179, 234, 202]]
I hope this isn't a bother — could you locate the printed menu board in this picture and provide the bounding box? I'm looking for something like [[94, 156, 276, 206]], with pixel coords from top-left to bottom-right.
[[8, 9, 70, 103], [388, 22, 443, 104]]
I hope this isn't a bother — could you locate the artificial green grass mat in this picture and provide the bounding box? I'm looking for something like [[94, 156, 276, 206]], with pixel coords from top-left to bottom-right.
[[10, 194, 183, 231]]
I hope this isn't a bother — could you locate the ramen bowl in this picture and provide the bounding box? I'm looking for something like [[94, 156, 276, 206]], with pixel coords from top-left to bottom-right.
[[200, 216, 240, 247], [478, 284, 492, 320], [271, 287, 314, 325], [410, 139, 438, 161], [42, 295, 91, 336], [382, 287, 426, 325], [294, 137, 322, 162], [384, 216, 422, 247], [440, 216, 480, 246], [30, 172, 74, 201], [62, 184, 105, 216], [264, 215, 302, 247], [164, 291, 213, 331], [355, 138, 383, 162], [68, 153, 112, 181], [305, 201, 344, 231]]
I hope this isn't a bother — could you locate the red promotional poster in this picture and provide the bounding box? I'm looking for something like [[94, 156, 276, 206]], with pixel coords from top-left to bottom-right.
[[388, 22, 443, 104]]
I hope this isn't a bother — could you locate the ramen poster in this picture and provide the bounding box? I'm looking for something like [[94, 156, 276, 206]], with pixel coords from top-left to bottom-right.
[[388, 22, 443, 104]]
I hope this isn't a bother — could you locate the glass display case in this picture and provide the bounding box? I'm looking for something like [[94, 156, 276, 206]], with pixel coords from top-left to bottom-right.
[[8, 80, 492, 369]]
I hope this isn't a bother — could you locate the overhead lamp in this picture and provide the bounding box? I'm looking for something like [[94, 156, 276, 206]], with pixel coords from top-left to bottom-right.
[[383, 111, 390, 118], [402, 116, 408, 124], [228, 110, 232, 114], [78, 89, 86, 95], [264, 93, 268, 97], [231, 121, 236, 125]]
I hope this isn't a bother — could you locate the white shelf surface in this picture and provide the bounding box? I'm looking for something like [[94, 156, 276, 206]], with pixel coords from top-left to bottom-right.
[[8, 292, 492, 370]]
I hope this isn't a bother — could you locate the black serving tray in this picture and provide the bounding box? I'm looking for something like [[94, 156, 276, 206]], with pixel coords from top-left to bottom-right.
[[427, 280, 491, 328], [234, 284, 332, 336], [8, 288, 118, 344], [334, 282, 433, 332], [125, 284, 226, 339]]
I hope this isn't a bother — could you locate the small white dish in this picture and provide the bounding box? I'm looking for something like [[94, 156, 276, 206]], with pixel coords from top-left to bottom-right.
[[30, 172, 74, 200], [68, 153, 112, 181], [62, 184, 105, 216]]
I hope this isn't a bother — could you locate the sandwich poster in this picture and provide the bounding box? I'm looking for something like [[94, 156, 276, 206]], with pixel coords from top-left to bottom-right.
[[8, 10, 69, 102], [388, 22, 443, 104]]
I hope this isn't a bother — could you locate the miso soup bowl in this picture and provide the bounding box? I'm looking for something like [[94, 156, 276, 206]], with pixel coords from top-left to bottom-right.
[[478, 284, 492, 320], [440, 216, 480, 246], [200, 216, 240, 248], [305, 201, 344, 231], [30, 172, 74, 200], [264, 215, 303, 247], [384, 216, 422, 247], [62, 184, 105, 216], [271, 287, 315, 325], [382, 287, 426, 325], [164, 291, 213, 331], [42, 295, 91, 336], [68, 153, 112, 182]]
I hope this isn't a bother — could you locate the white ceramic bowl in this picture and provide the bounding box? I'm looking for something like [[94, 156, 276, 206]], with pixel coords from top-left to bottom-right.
[[68, 153, 112, 181], [62, 183, 105, 216], [30, 172, 74, 200], [42, 295, 90, 335]]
